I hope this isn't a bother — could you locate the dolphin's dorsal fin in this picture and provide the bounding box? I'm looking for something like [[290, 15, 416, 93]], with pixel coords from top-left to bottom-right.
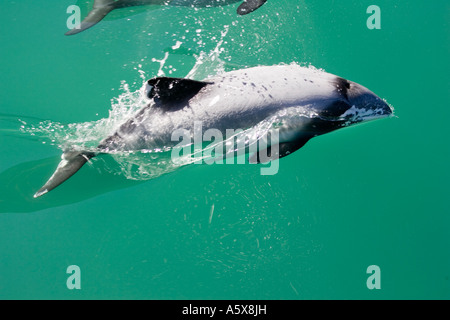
[[237, 0, 267, 15], [146, 77, 211, 108]]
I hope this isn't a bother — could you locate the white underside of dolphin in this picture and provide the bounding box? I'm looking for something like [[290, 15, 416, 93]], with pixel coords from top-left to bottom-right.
[[34, 64, 392, 198], [65, 0, 268, 35]]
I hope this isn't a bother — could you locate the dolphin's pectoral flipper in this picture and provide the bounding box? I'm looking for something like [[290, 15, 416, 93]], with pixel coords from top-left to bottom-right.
[[34, 151, 96, 198], [237, 0, 267, 15], [250, 136, 312, 164], [65, 0, 116, 36], [146, 77, 212, 107]]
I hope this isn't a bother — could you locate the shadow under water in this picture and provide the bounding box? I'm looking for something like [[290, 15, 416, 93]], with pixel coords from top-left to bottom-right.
[[0, 155, 145, 213]]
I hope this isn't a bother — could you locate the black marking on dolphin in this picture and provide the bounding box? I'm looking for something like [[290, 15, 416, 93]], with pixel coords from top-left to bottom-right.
[[65, 0, 268, 36], [147, 77, 211, 108], [33, 65, 393, 198]]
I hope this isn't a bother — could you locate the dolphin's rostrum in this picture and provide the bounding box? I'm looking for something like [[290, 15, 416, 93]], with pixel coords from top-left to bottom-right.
[[34, 65, 393, 198], [66, 0, 268, 35]]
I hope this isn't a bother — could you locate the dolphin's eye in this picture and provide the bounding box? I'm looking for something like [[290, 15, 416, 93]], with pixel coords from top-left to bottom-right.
[[340, 79, 350, 89], [334, 77, 350, 99]]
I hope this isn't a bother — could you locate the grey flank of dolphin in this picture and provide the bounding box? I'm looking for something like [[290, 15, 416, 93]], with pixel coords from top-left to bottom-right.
[[33, 64, 393, 198], [65, 0, 268, 35]]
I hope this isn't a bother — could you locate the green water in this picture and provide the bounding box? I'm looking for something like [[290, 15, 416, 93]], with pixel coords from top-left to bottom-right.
[[0, 0, 449, 300]]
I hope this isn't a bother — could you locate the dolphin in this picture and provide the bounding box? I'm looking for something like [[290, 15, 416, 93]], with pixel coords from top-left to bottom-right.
[[33, 64, 392, 198], [65, 0, 268, 35]]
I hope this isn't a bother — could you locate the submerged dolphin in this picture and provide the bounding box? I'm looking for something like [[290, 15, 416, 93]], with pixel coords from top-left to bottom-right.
[[65, 0, 268, 35], [34, 65, 392, 197]]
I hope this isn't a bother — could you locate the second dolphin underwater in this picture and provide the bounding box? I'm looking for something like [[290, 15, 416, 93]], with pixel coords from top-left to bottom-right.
[[66, 0, 268, 35], [34, 64, 392, 198]]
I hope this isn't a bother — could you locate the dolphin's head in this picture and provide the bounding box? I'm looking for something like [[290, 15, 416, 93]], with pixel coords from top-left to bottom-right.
[[334, 77, 393, 124]]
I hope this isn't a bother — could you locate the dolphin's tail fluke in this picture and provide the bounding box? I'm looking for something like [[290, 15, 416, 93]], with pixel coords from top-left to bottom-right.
[[65, 0, 116, 36], [34, 151, 96, 198]]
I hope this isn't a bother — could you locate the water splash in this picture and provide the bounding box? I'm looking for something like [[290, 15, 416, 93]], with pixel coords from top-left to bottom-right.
[[19, 78, 149, 153], [16, 29, 238, 181], [186, 24, 229, 79]]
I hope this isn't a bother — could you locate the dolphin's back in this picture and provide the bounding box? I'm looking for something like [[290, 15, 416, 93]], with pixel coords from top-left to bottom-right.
[[97, 66, 347, 153], [198, 65, 342, 114]]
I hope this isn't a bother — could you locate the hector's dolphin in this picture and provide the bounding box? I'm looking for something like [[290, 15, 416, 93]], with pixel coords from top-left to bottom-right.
[[65, 0, 268, 35], [34, 64, 392, 197]]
